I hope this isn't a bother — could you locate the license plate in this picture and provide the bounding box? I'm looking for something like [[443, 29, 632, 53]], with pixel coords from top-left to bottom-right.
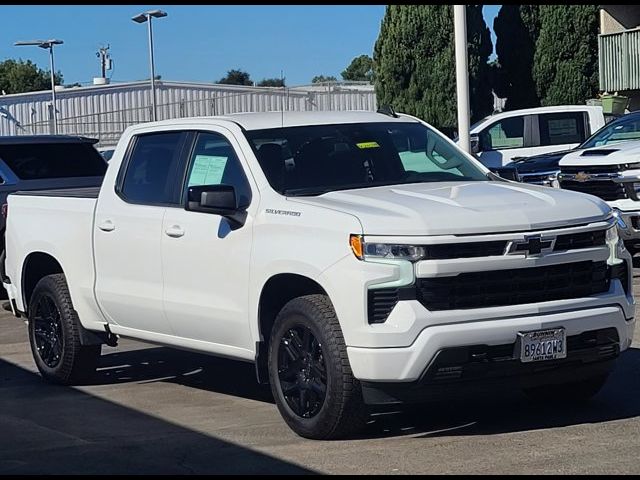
[[517, 328, 566, 363]]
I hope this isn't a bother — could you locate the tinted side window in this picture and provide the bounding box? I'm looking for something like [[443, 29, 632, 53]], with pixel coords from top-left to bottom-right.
[[0, 143, 107, 180], [120, 131, 188, 206], [480, 117, 524, 150], [185, 132, 252, 207], [539, 112, 586, 146]]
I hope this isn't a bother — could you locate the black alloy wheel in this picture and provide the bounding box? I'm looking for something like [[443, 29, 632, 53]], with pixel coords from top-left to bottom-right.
[[278, 325, 327, 418], [32, 294, 64, 368]]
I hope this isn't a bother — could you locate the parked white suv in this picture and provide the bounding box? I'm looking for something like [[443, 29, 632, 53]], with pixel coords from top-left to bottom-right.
[[470, 105, 607, 168], [2, 111, 635, 439]]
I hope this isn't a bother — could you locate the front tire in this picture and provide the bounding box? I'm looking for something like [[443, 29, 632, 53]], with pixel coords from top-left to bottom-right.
[[522, 373, 609, 403], [268, 294, 367, 439], [28, 273, 101, 385]]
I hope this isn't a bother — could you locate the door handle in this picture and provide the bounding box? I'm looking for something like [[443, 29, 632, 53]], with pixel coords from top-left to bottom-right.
[[98, 220, 115, 232], [165, 225, 185, 238]]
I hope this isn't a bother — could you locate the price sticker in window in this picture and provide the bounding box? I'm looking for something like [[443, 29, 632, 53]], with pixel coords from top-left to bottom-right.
[[356, 141, 380, 149]]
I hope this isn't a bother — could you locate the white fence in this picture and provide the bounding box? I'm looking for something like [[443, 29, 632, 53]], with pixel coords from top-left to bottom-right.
[[0, 80, 378, 146]]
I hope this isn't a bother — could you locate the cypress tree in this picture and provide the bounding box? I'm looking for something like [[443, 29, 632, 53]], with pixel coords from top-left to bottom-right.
[[532, 5, 600, 105], [493, 5, 541, 109], [373, 5, 493, 132]]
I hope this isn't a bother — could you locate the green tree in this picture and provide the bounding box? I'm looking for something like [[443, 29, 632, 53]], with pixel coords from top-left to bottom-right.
[[373, 5, 493, 131], [533, 5, 599, 106], [341, 55, 374, 82], [492, 5, 541, 109], [312, 75, 337, 84], [218, 69, 253, 86], [257, 78, 285, 87], [0, 59, 63, 94]]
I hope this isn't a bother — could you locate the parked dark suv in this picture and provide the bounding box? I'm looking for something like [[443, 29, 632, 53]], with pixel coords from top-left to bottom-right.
[[0, 135, 107, 267]]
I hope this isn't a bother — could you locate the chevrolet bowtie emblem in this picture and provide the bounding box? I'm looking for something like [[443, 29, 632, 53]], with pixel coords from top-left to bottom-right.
[[507, 235, 555, 256], [574, 171, 591, 182]]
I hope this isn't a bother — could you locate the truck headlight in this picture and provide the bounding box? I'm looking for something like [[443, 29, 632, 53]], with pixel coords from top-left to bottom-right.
[[350, 235, 425, 261], [612, 208, 627, 229], [606, 224, 623, 265]]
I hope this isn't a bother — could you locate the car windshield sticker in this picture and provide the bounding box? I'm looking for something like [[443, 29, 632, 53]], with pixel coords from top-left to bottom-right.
[[356, 141, 380, 149], [188, 155, 228, 186]]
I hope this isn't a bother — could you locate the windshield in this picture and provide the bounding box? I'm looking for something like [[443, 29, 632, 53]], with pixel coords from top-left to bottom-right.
[[580, 114, 640, 149], [246, 122, 487, 196]]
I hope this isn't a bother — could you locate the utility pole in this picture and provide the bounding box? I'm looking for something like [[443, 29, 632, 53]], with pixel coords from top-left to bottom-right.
[[454, 5, 471, 153], [96, 45, 111, 79]]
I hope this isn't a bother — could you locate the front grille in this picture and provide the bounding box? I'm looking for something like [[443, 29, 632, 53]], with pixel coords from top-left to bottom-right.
[[560, 180, 627, 201], [395, 230, 606, 262], [554, 229, 606, 250], [415, 261, 609, 311], [561, 165, 621, 173], [520, 174, 551, 184], [559, 165, 626, 201], [424, 241, 507, 259]]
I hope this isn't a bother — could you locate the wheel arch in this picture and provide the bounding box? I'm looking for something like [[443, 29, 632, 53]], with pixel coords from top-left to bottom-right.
[[21, 251, 64, 315], [255, 273, 330, 384]]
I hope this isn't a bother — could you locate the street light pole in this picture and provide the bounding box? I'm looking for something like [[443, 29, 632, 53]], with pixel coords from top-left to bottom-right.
[[453, 5, 471, 154], [47, 45, 58, 134], [132, 9, 167, 122], [14, 39, 63, 135], [147, 16, 157, 122]]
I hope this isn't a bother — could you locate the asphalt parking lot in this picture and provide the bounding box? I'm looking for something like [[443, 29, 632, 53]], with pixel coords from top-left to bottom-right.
[[2, 266, 640, 474]]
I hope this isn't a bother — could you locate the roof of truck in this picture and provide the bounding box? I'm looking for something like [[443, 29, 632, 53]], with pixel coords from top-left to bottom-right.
[[144, 111, 418, 132], [0, 135, 99, 145]]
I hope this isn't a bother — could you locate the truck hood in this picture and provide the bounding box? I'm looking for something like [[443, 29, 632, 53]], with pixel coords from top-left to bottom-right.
[[560, 141, 640, 167], [290, 181, 610, 236], [505, 149, 575, 173]]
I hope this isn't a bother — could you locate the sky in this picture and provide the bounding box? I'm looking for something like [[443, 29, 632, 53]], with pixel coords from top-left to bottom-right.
[[0, 5, 502, 87]]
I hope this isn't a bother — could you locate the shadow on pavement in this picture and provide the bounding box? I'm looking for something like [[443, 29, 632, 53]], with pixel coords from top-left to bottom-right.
[[95, 346, 274, 404], [89, 343, 640, 442], [0, 358, 315, 474], [361, 347, 640, 440]]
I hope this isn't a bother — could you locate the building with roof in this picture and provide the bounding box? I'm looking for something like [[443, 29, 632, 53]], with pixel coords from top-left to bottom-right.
[[0, 80, 377, 147]]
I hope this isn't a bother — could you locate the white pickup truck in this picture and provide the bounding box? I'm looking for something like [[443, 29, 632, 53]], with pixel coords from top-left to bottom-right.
[[2, 111, 635, 440], [469, 105, 607, 168], [559, 140, 640, 255]]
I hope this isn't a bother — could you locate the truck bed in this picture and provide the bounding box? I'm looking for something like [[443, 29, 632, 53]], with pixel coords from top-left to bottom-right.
[[12, 186, 101, 199]]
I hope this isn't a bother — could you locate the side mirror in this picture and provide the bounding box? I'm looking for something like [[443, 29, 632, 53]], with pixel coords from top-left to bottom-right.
[[186, 184, 247, 227], [470, 134, 481, 155]]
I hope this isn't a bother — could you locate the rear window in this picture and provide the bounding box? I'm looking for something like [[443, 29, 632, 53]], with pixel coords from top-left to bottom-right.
[[0, 143, 107, 180]]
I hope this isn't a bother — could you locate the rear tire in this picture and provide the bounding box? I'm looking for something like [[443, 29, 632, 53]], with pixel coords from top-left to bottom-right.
[[28, 273, 101, 385], [268, 294, 367, 440], [522, 373, 609, 403]]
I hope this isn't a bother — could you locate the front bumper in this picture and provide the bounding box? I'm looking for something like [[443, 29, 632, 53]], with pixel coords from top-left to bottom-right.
[[347, 303, 634, 383], [360, 327, 619, 405]]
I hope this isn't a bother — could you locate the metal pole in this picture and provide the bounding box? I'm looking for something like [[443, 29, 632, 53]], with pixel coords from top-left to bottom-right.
[[48, 45, 58, 134], [147, 15, 157, 121], [454, 5, 470, 153]]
